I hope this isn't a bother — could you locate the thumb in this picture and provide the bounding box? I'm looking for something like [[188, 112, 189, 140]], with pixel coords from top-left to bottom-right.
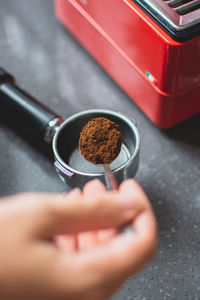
[[30, 183, 147, 238]]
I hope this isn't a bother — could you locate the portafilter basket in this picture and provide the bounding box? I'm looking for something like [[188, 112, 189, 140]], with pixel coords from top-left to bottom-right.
[[53, 109, 140, 188], [0, 67, 140, 189]]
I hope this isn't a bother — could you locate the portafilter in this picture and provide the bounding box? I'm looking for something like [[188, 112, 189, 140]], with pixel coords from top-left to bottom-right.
[[0, 67, 140, 188]]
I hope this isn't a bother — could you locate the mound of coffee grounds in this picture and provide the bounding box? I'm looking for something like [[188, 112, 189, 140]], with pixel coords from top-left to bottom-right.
[[79, 117, 122, 164]]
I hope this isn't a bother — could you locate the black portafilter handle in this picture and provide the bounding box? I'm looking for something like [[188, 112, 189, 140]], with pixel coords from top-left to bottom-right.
[[0, 66, 62, 142]]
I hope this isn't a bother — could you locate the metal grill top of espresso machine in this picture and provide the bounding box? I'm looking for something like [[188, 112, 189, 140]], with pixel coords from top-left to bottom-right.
[[134, 0, 200, 41]]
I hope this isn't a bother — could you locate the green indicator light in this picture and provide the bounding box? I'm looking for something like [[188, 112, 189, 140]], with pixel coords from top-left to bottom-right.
[[145, 71, 156, 84]]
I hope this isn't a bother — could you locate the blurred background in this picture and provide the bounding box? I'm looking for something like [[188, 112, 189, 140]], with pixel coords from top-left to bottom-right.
[[0, 1, 199, 299]]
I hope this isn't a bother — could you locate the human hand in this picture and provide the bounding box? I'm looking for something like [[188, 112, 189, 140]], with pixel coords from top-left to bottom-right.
[[0, 179, 156, 300]]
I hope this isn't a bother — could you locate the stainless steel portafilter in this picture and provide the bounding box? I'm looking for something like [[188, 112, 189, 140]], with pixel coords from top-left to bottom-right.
[[0, 67, 140, 188]]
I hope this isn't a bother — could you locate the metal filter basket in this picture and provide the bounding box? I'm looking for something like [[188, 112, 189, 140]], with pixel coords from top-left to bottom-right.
[[53, 109, 140, 188]]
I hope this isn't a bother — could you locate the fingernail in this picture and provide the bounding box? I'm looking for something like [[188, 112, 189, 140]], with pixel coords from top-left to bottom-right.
[[71, 188, 81, 194], [90, 179, 102, 185], [87, 179, 105, 189], [67, 188, 81, 198], [115, 194, 137, 209]]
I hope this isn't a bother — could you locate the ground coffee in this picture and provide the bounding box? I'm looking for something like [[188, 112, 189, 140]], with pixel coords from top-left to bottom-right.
[[79, 117, 122, 164]]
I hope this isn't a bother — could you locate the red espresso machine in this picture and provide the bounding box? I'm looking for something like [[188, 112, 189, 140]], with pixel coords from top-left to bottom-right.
[[54, 0, 200, 128]]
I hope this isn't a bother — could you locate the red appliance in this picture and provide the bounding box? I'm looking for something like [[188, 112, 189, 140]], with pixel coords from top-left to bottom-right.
[[54, 0, 200, 128]]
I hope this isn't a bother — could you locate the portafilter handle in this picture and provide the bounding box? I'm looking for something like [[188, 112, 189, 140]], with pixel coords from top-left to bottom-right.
[[0, 66, 63, 143]]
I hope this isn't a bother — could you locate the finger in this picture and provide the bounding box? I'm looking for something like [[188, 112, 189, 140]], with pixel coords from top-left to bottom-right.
[[54, 189, 81, 252], [30, 184, 146, 237], [95, 180, 151, 249], [81, 180, 110, 249], [54, 235, 77, 252], [55, 206, 156, 300], [82, 180, 142, 246], [119, 179, 151, 209], [96, 229, 117, 244], [83, 179, 107, 195], [73, 207, 157, 284], [77, 232, 100, 251]]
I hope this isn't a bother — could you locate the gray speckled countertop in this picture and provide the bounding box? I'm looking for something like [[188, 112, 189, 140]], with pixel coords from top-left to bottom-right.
[[0, 1, 200, 299]]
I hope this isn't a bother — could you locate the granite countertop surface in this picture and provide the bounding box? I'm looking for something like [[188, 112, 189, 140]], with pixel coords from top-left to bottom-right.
[[0, 1, 200, 299]]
